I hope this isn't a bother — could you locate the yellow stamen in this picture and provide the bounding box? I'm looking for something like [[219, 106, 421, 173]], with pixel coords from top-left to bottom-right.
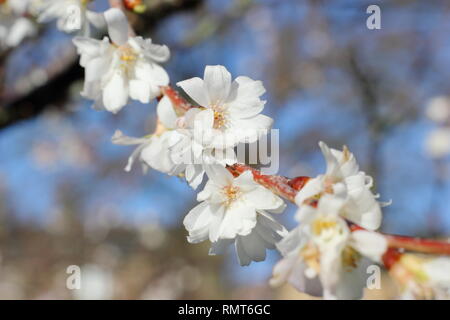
[[312, 218, 337, 236], [222, 185, 240, 206]]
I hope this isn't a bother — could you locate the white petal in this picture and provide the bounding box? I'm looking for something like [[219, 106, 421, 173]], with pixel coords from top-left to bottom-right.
[[232, 114, 273, 144], [141, 133, 175, 173], [235, 231, 266, 265], [218, 204, 257, 239], [204, 164, 233, 188], [186, 165, 205, 189], [157, 96, 177, 129], [102, 71, 128, 113], [226, 76, 266, 118], [351, 230, 387, 263], [208, 205, 226, 242], [177, 77, 209, 107], [243, 186, 286, 213], [209, 239, 233, 255], [203, 65, 232, 104], [235, 237, 252, 266], [232, 171, 257, 192], [319, 141, 341, 178], [104, 8, 129, 46], [85, 56, 109, 82], [294, 177, 323, 205], [134, 61, 169, 87], [129, 79, 151, 104], [317, 194, 345, 216], [184, 202, 215, 244], [276, 226, 305, 256], [111, 130, 148, 146]]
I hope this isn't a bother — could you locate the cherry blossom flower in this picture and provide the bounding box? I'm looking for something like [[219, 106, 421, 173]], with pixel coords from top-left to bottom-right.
[[295, 141, 383, 230], [183, 165, 286, 265], [168, 107, 239, 189], [391, 254, 450, 300], [37, 0, 104, 35], [112, 96, 180, 174], [168, 65, 273, 188], [0, 0, 37, 49], [270, 194, 387, 299], [177, 65, 273, 149], [73, 8, 170, 113]]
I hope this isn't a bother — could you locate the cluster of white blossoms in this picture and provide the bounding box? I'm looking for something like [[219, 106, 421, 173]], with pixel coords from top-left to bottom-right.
[[270, 143, 388, 299], [8, 0, 449, 300], [0, 0, 105, 51]]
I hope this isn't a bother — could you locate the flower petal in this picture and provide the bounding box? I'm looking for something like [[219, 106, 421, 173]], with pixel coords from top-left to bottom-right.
[[177, 77, 209, 107], [102, 71, 128, 113], [104, 8, 129, 46], [203, 65, 232, 104], [157, 96, 177, 129]]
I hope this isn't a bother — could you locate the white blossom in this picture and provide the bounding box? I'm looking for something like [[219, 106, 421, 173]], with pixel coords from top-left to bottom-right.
[[295, 141, 383, 230], [426, 96, 450, 124], [177, 65, 273, 148], [37, 0, 104, 35], [0, 0, 37, 49], [168, 107, 238, 189], [270, 194, 387, 300], [112, 96, 180, 174], [169, 65, 273, 188], [73, 8, 170, 113], [425, 128, 450, 159], [391, 254, 450, 300], [183, 165, 286, 266]]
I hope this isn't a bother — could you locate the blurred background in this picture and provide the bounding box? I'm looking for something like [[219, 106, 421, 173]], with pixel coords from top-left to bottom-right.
[[0, 0, 449, 299]]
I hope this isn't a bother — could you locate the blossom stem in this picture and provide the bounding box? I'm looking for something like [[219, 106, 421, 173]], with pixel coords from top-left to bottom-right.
[[384, 234, 450, 255], [160, 86, 193, 114], [227, 164, 297, 203]]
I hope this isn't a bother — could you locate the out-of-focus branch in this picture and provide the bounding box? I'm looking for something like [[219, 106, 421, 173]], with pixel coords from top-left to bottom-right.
[[0, 0, 203, 130]]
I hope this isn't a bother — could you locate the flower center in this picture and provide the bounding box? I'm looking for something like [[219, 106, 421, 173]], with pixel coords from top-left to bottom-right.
[[210, 104, 228, 129], [222, 185, 240, 206], [312, 218, 338, 236], [119, 45, 138, 63]]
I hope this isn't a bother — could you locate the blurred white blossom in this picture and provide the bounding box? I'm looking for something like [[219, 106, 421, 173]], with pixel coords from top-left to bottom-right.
[[425, 128, 450, 159], [391, 254, 450, 300], [37, 0, 104, 35], [271, 195, 387, 300], [426, 96, 450, 124], [295, 141, 383, 230]]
